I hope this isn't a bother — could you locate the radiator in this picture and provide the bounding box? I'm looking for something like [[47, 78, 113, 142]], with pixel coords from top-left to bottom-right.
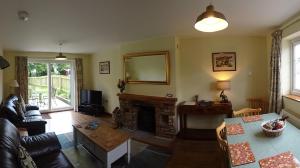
[[281, 109, 300, 129]]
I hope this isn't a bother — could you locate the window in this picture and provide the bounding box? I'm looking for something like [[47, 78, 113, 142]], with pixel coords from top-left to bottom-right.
[[291, 40, 300, 95], [28, 60, 75, 112]]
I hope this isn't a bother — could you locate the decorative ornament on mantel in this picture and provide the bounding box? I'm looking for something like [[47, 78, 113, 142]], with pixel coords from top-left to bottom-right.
[[117, 79, 126, 93]]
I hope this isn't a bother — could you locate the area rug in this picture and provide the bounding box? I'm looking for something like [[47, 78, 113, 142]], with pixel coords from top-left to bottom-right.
[[42, 113, 51, 119], [57, 132, 170, 168]]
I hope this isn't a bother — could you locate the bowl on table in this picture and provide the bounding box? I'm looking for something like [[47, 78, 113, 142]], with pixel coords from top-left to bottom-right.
[[261, 119, 286, 137]]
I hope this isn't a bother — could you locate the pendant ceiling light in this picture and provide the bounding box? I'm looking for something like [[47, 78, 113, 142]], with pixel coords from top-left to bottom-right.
[[55, 43, 67, 60], [194, 4, 228, 32]]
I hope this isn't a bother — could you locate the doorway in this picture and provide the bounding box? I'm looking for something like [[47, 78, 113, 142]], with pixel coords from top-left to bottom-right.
[[28, 60, 75, 112]]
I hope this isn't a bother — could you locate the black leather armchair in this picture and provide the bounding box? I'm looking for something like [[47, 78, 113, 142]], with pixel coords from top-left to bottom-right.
[[0, 95, 47, 135], [0, 118, 73, 168]]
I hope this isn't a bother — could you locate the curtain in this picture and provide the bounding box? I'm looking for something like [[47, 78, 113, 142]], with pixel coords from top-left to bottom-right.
[[75, 58, 83, 111], [269, 30, 283, 113], [15, 56, 28, 103]]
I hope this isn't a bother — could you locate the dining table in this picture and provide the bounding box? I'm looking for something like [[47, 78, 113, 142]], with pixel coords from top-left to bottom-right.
[[225, 113, 300, 168]]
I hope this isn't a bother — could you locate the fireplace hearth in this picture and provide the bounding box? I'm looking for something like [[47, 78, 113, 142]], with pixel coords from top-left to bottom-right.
[[117, 93, 177, 138]]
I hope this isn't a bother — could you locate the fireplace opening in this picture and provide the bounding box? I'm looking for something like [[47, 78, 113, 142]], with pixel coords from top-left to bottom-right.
[[135, 104, 156, 134]]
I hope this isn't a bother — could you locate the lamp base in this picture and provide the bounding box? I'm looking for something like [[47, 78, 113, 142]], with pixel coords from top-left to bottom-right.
[[220, 90, 229, 103]]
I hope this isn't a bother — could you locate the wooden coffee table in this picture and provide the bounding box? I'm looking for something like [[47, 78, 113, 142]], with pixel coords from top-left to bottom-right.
[[73, 121, 130, 168]]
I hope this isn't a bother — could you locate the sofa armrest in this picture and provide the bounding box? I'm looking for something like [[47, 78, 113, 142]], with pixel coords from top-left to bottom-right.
[[25, 104, 39, 111], [20, 132, 61, 158], [21, 118, 47, 126]]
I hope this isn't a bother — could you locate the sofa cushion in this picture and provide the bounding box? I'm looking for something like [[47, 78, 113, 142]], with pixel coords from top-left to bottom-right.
[[18, 145, 38, 168], [0, 95, 47, 135], [0, 119, 21, 168], [25, 110, 41, 117], [21, 132, 61, 158], [15, 101, 25, 120], [33, 151, 74, 168], [1, 100, 19, 123], [25, 115, 43, 120], [25, 105, 39, 111]]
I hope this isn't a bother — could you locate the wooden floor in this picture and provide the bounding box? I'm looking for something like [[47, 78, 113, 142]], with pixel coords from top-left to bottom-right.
[[44, 111, 224, 168]]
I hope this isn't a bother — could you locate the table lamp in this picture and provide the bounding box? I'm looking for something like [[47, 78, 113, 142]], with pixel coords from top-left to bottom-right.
[[216, 80, 230, 103]]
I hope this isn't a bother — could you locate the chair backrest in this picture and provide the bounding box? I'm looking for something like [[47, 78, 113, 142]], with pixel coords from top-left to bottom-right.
[[216, 122, 228, 154], [233, 108, 262, 117]]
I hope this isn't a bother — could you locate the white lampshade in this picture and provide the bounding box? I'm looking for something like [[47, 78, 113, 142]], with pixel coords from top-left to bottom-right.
[[216, 80, 230, 90], [10, 80, 19, 88], [194, 5, 228, 32]]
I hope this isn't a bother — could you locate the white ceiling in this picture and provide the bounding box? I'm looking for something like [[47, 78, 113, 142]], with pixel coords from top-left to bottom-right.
[[0, 0, 299, 54]]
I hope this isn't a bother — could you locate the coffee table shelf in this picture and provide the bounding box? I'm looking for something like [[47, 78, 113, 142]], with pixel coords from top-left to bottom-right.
[[73, 121, 130, 168]]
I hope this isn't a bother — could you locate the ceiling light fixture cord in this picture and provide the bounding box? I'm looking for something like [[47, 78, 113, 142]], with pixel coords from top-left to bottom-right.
[[59, 43, 63, 53]]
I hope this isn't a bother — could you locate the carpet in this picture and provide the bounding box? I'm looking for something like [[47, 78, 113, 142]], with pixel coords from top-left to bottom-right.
[[57, 132, 170, 168], [42, 114, 51, 119]]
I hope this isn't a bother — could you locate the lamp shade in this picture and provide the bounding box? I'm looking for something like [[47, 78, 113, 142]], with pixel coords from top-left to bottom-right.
[[10, 80, 19, 88], [55, 52, 67, 60], [0, 56, 10, 69], [216, 80, 230, 90], [194, 5, 228, 32]]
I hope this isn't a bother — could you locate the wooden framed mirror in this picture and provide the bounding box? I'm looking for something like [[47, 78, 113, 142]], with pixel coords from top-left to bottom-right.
[[123, 51, 170, 85]]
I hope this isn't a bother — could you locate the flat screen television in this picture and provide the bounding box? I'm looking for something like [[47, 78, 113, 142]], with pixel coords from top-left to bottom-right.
[[80, 89, 102, 106]]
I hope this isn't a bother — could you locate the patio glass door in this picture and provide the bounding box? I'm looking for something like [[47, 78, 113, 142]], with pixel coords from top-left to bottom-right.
[[28, 60, 75, 112]]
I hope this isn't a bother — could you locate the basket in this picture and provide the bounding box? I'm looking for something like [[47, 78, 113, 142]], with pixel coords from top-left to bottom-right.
[[261, 120, 286, 137]]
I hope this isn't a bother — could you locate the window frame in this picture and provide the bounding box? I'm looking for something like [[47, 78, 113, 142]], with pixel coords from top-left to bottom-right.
[[291, 38, 300, 96]]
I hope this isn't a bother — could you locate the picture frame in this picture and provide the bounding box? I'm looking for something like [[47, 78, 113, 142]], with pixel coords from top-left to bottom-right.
[[212, 52, 236, 72], [99, 61, 110, 74]]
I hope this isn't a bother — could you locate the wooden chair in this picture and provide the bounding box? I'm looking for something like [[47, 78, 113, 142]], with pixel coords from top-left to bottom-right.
[[233, 108, 262, 117], [216, 122, 229, 167]]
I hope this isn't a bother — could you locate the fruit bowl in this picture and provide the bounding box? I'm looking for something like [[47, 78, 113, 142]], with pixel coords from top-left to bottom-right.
[[261, 119, 286, 137]]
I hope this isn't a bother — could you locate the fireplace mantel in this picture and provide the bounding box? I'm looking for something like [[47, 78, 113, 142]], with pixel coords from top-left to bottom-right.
[[117, 93, 177, 105], [117, 93, 177, 138]]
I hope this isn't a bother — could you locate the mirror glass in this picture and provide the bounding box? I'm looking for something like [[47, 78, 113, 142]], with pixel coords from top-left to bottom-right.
[[124, 51, 169, 84]]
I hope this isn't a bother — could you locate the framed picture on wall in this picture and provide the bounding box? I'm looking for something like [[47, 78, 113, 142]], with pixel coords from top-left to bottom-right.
[[212, 52, 236, 72], [99, 61, 110, 74]]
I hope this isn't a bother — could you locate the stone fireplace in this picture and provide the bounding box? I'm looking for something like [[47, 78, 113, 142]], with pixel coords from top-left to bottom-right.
[[117, 93, 177, 139]]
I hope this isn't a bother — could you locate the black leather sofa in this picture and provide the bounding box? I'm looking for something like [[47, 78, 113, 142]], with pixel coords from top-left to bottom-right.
[[0, 118, 73, 168], [0, 95, 47, 135]]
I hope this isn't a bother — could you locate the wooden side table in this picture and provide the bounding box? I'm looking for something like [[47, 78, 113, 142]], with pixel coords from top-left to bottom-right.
[[18, 128, 28, 136], [177, 101, 233, 140]]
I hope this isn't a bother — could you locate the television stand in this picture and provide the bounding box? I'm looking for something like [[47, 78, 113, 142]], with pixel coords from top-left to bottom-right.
[[78, 104, 104, 116]]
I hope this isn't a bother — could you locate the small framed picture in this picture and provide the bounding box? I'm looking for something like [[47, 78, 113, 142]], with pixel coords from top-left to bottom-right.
[[212, 52, 236, 72], [99, 61, 110, 74]]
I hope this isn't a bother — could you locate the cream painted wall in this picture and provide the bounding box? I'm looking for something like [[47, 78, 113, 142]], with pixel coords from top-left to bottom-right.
[[91, 37, 177, 113], [91, 47, 122, 113], [2, 50, 92, 99], [179, 36, 268, 109], [120, 36, 177, 97], [179, 36, 268, 129], [91, 36, 269, 130]]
